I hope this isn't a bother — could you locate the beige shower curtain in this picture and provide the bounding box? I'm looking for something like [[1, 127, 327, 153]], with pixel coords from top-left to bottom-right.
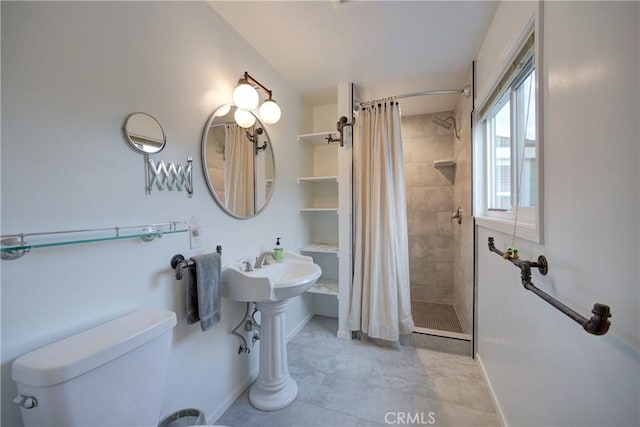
[[225, 124, 255, 216], [349, 100, 414, 342]]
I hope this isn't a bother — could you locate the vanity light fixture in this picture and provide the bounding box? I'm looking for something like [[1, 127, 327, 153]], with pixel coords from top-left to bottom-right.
[[232, 71, 282, 126]]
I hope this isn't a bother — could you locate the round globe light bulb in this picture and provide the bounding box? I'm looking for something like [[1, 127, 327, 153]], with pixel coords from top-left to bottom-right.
[[234, 109, 256, 128], [233, 83, 259, 110], [259, 99, 281, 125]]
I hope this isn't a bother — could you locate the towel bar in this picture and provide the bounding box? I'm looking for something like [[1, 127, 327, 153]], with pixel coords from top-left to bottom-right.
[[171, 245, 222, 280], [487, 237, 611, 335]]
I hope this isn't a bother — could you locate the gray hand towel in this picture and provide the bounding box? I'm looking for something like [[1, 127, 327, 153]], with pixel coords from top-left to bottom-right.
[[185, 252, 221, 331]]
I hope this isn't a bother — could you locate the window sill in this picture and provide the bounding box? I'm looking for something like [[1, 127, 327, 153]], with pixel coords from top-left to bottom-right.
[[476, 215, 541, 244]]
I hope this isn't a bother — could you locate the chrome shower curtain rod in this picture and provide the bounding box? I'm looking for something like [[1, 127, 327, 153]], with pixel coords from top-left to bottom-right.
[[359, 85, 471, 107], [397, 86, 470, 99]]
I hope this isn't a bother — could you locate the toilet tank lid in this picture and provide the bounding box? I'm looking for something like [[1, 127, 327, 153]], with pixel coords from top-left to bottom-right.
[[12, 309, 177, 387]]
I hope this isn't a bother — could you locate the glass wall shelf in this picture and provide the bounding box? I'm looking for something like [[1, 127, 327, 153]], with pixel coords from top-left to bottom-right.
[[0, 221, 187, 260]]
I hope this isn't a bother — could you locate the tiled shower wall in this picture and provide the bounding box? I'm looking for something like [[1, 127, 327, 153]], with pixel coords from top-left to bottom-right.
[[452, 78, 474, 335], [402, 113, 455, 305]]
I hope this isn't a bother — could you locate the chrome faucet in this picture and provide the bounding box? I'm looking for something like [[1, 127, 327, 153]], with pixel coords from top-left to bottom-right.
[[254, 251, 277, 269]]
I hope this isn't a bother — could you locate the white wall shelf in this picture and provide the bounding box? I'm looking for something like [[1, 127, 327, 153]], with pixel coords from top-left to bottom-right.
[[298, 208, 339, 213], [307, 279, 339, 297], [298, 131, 339, 147], [297, 176, 338, 184], [300, 243, 339, 254]]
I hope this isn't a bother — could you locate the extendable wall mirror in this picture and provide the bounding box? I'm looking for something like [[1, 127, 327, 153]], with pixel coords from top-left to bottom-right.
[[122, 112, 193, 197]]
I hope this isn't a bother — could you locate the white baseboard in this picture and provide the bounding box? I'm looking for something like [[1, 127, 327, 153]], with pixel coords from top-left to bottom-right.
[[208, 367, 258, 424], [476, 353, 508, 427]]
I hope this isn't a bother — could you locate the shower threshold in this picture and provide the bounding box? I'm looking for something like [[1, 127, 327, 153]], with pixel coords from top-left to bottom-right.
[[414, 326, 470, 341]]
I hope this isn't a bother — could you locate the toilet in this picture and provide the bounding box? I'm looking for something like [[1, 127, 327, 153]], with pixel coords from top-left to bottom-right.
[[11, 309, 183, 427]]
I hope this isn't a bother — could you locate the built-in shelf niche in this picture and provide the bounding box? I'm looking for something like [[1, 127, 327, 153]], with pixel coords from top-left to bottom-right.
[[298, 83, 353, 334], [433, 159, 456, 167], [298, 128, 341, 301]]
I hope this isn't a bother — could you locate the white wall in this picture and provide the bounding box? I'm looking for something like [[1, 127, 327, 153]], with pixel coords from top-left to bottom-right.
[[475, 1, 538, 108], [0, 2, 313, 426], [476, 2, 640, 426], [311, 103, 338, 133]]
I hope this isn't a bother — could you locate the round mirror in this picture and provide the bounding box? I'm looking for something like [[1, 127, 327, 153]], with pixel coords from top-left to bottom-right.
[[122, 112, 166, 154], [201, 104, 275, 219]]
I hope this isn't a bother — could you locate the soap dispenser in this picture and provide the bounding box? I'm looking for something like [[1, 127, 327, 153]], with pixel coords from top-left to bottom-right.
[[274, 237, 284, 261]]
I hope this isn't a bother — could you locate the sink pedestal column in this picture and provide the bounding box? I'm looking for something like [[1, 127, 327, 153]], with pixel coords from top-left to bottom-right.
[[249, 299, 298, 411]]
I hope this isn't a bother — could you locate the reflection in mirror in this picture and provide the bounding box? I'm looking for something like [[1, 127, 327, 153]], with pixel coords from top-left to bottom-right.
[[202, 105, 275, 219], [122, 112, 166, 154]]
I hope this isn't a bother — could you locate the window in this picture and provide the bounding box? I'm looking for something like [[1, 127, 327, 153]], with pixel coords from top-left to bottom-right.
[[475, 31, 541, 242], [487, 97, 512, 211]]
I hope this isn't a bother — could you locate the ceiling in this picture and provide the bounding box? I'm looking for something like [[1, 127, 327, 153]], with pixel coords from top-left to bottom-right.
[[210, 1, 498, 116]]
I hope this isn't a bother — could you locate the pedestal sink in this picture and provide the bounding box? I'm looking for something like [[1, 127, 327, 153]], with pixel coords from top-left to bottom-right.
[[221, 253, 321, 411]]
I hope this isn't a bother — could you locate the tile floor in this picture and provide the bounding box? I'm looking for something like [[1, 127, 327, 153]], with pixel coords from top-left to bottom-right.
[[217, 316, 500, 427]]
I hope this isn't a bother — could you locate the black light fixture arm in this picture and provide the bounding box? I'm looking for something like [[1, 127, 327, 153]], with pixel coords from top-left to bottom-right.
[[242, 71, 273, 99], [487, 237, 611, 336]]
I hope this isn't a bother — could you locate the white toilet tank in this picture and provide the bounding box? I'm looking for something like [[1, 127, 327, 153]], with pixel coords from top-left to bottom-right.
[[12, 309, 177, 427]]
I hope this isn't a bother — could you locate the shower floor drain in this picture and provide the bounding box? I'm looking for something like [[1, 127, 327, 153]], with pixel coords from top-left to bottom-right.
[[411, 300, 464, 333]]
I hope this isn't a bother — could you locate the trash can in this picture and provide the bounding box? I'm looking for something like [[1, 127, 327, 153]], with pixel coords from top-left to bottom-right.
[[158, 408, 206, 427]]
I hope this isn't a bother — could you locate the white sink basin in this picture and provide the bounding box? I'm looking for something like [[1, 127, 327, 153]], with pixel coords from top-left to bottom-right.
[[222, 253, 322, 302]]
